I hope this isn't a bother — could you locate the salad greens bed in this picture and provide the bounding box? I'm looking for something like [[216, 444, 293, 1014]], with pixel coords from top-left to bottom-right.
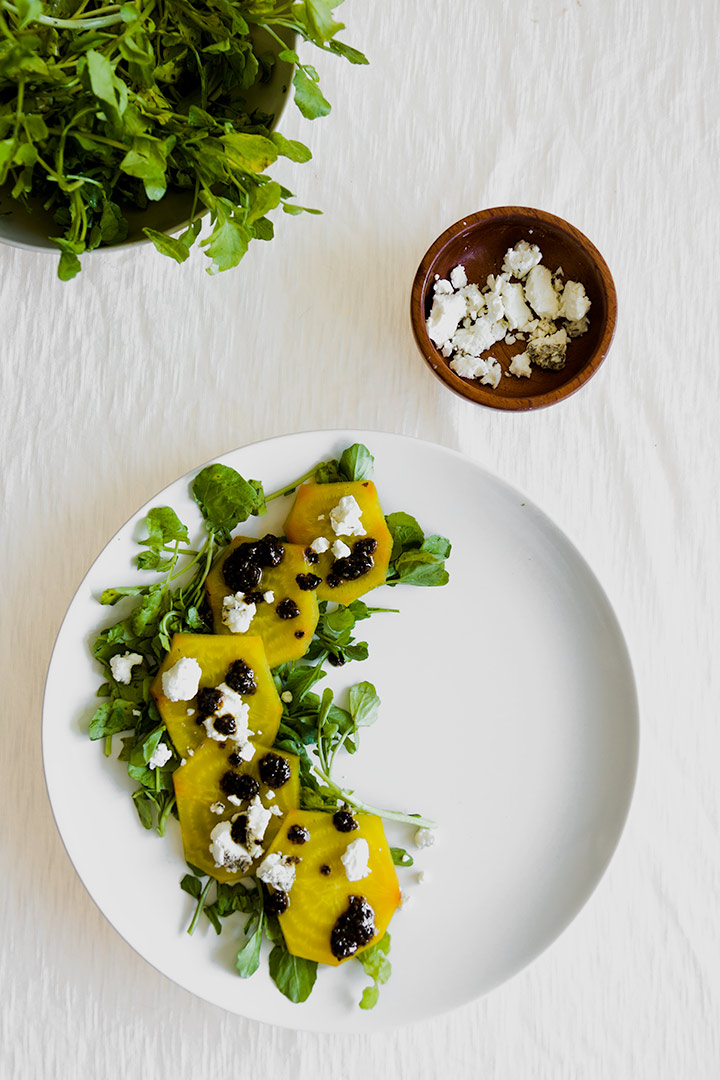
[[0, 0, 367, 278], [89, 443, 451, 1009]]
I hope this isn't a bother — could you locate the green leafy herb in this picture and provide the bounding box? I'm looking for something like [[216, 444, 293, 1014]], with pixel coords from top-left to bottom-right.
[[385, 512, 452, 587], [356, 932, 392, 1010], [268, 940, 318, 1003], [0, 0, 367, 277], [390, 847, 414, 867]]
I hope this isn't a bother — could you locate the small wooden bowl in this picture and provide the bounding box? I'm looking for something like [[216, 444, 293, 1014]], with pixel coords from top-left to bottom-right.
[[410, 206, 617, 411]]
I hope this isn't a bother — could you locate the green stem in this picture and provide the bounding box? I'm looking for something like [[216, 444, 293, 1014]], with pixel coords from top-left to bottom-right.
[[187, 877, 214, 935], [265, 462, 332, 503]]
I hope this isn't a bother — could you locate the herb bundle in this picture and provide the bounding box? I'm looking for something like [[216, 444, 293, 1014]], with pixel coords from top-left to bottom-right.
[[89, 443, 452, 1007], [0, 0, 367, 278]]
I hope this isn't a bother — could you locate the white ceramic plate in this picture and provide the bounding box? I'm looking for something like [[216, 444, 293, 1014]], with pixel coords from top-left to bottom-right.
[[43, 430, 638, 1032]]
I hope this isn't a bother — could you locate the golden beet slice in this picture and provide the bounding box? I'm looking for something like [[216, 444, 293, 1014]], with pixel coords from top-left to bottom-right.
[[173, 740, 300, 884], [205, 537, 319, 668], [150, 632, 281, 758], [263, 809, 400, 966], [283, 481, 392, 604]]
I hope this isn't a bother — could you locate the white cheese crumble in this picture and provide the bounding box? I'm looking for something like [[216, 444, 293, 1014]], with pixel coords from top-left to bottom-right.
[[162, 656, 202, 702], [263, 590, 275, 603], [341, 837, 372, 882], [329, 496, 366, 537], [109, 651, 142, 684], [331, 539, 351, 559], [309, 535, 330, 554], [245, 795, 272, 845], [501, 239, 542, 279], [257, 852, 297, 892], [148, 741, 172, 770], [425, 240, 591, 385], [209, 802, 225, 815], [524, 264, 560, 320], [221, 592, 257, 634], [209, 820, 251, 872], [201, 682, 255, 759], [414, 827, 436, 849]]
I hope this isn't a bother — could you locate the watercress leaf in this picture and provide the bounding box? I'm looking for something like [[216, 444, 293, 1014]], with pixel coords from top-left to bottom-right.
[[356, 931, 392, 1007], [421, 534, 452, 560], [270, 131, 312, 163], [327, 40, 369, 65], [348, 681, 380, 728], [293, 68, 331, 120], [314, 459, 343, 484], [390, 847, 414, 867], [180, 873, 202, 899], [86, 49, 128, 125], [221, 132, 278, 173], [385, 512, 424, 560], [393, 552, 449, 587], [120, 136, 173, 201], [192, 463, 264, 537], [304, 0, 345, 43], [278, 48, 300, 63], [247, 180, 282, 224], [268, 944, 318, 1003], [56, 248, 82, 281], [235, 915, 264, 978], [132, 789, 154, 829], [143, 507, 190, 547], [100, 585, 147, 605], [130, 584, 166, 634], [202, 215, 250, 274], [339, 443, 374, 481], [143, 228, 190, 263], [359, 984, 379, 1009]]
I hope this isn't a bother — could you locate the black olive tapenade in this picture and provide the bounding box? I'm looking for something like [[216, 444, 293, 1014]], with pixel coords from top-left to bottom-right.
[[258, 752, 291, 789], [265, 889, 290, 916], [330, 896, 376, 960], [212, 714, 236, 736], [225, 659, 257, 695], [295, 573, 322, 591], [220, 771, 260, 801], [287, 824, 310, 845], [332, 809, 358, 833], [197, 686, 223, 717], [230, 815, 248, 845], [276, 598, 300, 620]]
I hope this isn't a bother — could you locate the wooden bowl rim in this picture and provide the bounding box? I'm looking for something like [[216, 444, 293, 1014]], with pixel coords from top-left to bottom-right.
[[410, 206, 618, 412]]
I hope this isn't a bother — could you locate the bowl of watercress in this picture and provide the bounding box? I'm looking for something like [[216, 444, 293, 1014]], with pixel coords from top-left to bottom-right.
[[0, 0, 367, 279]]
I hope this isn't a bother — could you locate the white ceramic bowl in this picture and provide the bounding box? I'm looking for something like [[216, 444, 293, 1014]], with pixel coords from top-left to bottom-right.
[[0, 30, 294, 254]]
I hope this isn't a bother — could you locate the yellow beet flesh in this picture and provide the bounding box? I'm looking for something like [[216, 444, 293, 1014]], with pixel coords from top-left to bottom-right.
[[283, 481, 392, 604], [264, 809, 401, 966], [205, 537, 319, 667], [150, 632, 281, 758], [173, 740, 300, 884]]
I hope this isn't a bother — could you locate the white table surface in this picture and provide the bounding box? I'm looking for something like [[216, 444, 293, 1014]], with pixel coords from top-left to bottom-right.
[[2, 0, 718, 1075]]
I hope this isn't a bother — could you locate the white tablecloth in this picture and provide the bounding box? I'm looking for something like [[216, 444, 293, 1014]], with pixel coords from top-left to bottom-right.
[[2, 0, 718, 1075]]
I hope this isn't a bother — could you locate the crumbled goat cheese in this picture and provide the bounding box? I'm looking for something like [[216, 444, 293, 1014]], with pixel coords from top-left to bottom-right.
[[425, 241, 591, 384], [269, 805, 283, 817], [502, 240, 542, 279], [399, 889, 411, 908], [524, 264, 560, 320], [110, 651, 142, 685], [341, 837, 372, 882], [222, 592, 257, 634], [202, 682, 255, 758], [162, 656, 202, 702], [265, 790, 276, 801], [309, 535, 330, 554], [210, 802, 225, 815], [417, 871, 427, 884], [560, 280, 591, 321], [186, 708, 195, 717], [414, 827, 436, 849], [450, 352, 502, 388], [426, 289, 467, 347], [329, 496, 366, 537], [263, 590, 275, 603], [331, 539, 351, 559], [257, 852, 297, 892], [509, 351, 532, 378], [449, 264, 468, 289], [500, 280, 534, 330], [245, 796, 272, 845], [148, 741, 172, 770], [209, 820, 251, 872]]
